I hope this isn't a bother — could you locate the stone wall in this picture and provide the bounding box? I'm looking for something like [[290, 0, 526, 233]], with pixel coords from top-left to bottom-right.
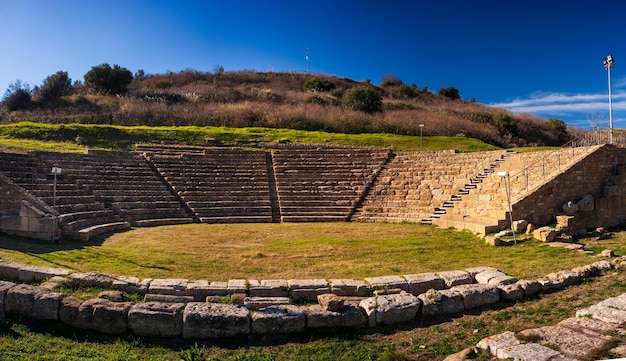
[[0, 173, 54, 240], [513, 145, 626, 227], [0, 259, 614, 339]]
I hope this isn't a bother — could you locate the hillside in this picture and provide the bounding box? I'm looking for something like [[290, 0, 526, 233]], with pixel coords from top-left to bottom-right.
[[0, 70, 582, 148]]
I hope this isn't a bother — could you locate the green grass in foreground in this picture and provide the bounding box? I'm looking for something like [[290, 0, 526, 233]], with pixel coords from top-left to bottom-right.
[[0, 222, 605, 282], [0, 122, 500, 152]]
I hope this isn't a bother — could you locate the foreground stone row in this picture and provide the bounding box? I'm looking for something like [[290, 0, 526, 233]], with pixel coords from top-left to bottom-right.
[[0, 260, 615, 339], [464, 292, 626, 360]]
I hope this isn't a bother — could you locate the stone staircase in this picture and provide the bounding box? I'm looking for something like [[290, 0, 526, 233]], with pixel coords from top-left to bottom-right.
[[431, 145, 602, 234]]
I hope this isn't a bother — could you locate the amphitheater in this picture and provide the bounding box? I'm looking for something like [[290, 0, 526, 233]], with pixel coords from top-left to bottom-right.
[[5, 143, 626, 359], [2, 143, 626, 242]]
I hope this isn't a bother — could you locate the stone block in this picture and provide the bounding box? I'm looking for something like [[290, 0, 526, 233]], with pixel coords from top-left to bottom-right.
[[597, 294, 626, 311], [577, 304, 626, 324], [317, 293, 344, 312], [98, 290, 124, 302], [474, 270, 506, 284], [144, 294, 194, 303], [148, 278, 189, 296], [329, 279, 369, 297], [305, 304, 367, 329], [451, 284, 499, 310], [533, 226, 557, 242], [128, 302, 185, 338], [545, 270, 579, 288], [404, 273, 445, 296], [31, 291, 65, 320], [182, 302, 251, 339], [205, 281, 229, 297], [184, 280, 213, 301], [437, 270, 473, 288], [244, 297, 291, 310], [0, 262, 22, 281], [364, 275, 408, 292], [249, 279, 288, 297], [512, 219, 529, 233], [80, 298, 133, 334], [18, 265, 71, 283], [496, 343, 561, 361], [0, 281, 16, 302], [464, 266, 498, 279], [112, 276, 148, 294], [418, 289, 464, 316], [373, 292, 421, 326], [487, 274, 518, 286], [59, 296, 88, 329], [591, 260, 613, 273], [5, 284, 44, 317], [227, 279, 247, 294], [69, 272, 117, 288], [477, 331, 520, 356], [287, 279, 330, 302], [519, 325, 611, 360], [498, 283, 524, 302], [517, 279, 542, 297], [250, 305, 305, 335]]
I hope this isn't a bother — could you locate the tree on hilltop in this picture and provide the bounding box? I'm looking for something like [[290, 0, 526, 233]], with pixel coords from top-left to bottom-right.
[[2, 80, 32, 111], [342, 86, 382, 113], [84, 63, 134, 95], [34, 71, 72, 104], [438, 86, 461, 100]]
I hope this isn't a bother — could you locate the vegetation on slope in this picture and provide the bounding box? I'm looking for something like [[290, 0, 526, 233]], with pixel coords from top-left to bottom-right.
[[1, 68, 582, 149]]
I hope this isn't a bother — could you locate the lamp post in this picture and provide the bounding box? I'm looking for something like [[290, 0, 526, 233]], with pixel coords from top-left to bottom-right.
[[603, 54, 615, 145], [419, 124, 424, 152], [497, 171, 516, 244], [51, 166, 62, 242]]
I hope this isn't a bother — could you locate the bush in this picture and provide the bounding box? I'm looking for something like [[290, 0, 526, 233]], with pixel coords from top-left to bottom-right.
[[306, 94, 326, 104], [438, 86, 461, 100], [342, 86, 382, 114], [34, 70, 72, 104], [84, 63, 134, 95], [2, 80, 32, 111], [303, 77, 336, 92], [493, 112, 518, 135]]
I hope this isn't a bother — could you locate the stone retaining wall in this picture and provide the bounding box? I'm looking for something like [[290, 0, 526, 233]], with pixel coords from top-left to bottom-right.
[[0, 259, 614, 339]]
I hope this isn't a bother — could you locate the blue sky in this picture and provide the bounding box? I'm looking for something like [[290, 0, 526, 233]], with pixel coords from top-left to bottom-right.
[[1, 0, 625, 130]]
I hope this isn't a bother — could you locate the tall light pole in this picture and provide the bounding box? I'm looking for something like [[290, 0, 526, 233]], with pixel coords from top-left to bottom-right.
[[306, 48, 310, 74], [603, 54, 615, 145], [419, 124, 424, 152]]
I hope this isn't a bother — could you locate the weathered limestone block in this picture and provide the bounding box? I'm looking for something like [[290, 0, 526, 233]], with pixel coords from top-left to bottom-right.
[[317, 293, 344, 312], [31, 291, 65, 320], [359, 292, 421, 327], [511, 219, 529, 234], [244, 297, 291, 310], [437, 270, 473, 288], [404, 273, 445, 296], [474, 270, 506, 284], [495, 342, 562, 361], [184, 280, 212, 301], [227, 279, 247, 294], [250, 305, 305, 335], [519, 324, 611, 360], [451, 284, 499, 310], [0, 280, 16, 302], [112, 276, 149, 294], [59, 296, 89, 329], [182, 302, 251, 339], [556, 215, 576, 232], [18, 265, 71, 283], [477, 331, 520, 356], [418, 289, 464, 316], [4, 284, 45, 317], [69, 272, 117, 288], [144, 294, 194, 303], [517, 279, 542, 297], [464, 266, 498, 279], [498, 283, 524, 301], [558, 316, 621, 334], [128, 302, 185, 338], [591, 260, 613, 273], [79, 298, 133, 334], [596, 294, 626, 311], [305, 304, 367, 329], [602, 249, 615, 258], [249, 279, 289, 297], [533, 226, 557, 242], [577, 304, 626, 324], [571, 264, 596, 278], [148, 278, 189, 296], [329, 279, 369, 297], [205, 281, 229, 297], [0, 262, 23, 281], [364, 275, 408, 292], [545, 270, 580, 288], [287, 279, 330, 302]]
